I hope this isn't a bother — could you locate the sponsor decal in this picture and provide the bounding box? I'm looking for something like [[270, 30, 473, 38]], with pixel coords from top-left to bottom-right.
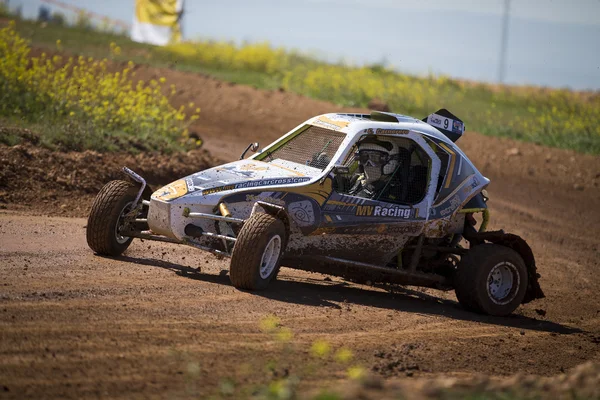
[[202, 177, 310, 195], [429, 115, 443, 126], [216, 165, 255, 177], [240, 163, 268, 172], [327, 223, 418, 235], [203, 185, 235, 195], [326, 199, 357, 208], [356, 205, 373, 216], [462, 176, 480, 195], [452, 120, 463, 133], [185, 177, 195, 192], [235, 177, 310, 189], [154, 179, 188, 201], [385, 224, 420, 235], [375, 206, 411, 218], [311, 116, 350, 131], [427, 113, 463, 134], [289, 200, 316, 227], [355, 205, 411, 218], [440, 195, 461, 216], [375, 129, 409, 135]]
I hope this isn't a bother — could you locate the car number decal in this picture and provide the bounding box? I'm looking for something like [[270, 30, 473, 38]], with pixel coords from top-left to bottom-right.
[[427, 113, 464, 134]]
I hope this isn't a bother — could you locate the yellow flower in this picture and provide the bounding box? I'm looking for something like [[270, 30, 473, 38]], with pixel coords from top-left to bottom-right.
[[259, 315, 280, 333], [276, 327, 293, 342], [334, 347, 353, 363], [310, 339, 331, 358], [347, 365, 366, 381]]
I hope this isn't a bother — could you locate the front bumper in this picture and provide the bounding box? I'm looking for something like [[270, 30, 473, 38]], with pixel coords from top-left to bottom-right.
[[119, 167, 245, 258]]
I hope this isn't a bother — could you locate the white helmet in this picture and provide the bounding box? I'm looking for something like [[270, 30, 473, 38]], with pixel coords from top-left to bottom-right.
[[357, 138, 400, 184]]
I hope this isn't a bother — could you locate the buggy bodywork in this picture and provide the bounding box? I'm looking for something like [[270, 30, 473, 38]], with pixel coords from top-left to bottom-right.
[[87, 109, 544, 316]]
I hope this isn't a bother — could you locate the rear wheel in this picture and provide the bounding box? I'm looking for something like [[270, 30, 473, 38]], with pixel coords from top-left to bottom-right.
[[86, 180, 138, 256], [454, 244, 528, 316], [230, 213, 286, 290]]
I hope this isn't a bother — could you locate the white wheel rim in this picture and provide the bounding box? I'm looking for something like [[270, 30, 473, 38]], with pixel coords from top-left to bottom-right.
[[487, 261, 519, 305], [114, 202, 133, 244], [259, 235, 282, 279]]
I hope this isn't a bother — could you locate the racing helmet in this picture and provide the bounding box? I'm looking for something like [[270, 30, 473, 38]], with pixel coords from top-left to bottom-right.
[[356, 138, 400, 183]]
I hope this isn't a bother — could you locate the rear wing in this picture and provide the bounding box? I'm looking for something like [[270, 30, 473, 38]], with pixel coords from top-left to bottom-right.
[[422, 109, 465, 142]]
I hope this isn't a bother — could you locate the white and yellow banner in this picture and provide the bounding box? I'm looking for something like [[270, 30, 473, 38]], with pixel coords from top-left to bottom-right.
[[131, 0, 183, 46]]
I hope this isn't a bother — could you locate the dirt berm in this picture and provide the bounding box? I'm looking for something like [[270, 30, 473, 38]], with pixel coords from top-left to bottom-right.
[[1, 61, 599, 399]]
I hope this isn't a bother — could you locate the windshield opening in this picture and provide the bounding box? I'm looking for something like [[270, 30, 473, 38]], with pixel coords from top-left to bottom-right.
[[256, 125, 346, 171]]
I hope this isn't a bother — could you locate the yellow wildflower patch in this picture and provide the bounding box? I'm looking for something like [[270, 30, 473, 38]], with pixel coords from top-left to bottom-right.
[[310, 339, 331, 358], [334, 347, 353, 364], [259, 314, 281, 333], [346, 365, 366, 381], [0, 23, 199, 153]]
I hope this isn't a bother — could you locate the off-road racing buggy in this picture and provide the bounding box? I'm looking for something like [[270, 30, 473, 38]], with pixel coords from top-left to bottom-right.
[[87, 109, 544, 316]]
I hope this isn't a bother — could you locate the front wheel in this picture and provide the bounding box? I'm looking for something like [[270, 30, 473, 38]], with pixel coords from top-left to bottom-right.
[[454, 244, 528, 316], [229, 213, 286, 290], [86, 180, 138, 257]]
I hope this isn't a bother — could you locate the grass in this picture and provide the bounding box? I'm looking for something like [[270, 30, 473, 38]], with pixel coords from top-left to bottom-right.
[[4, 17, 600, 154]]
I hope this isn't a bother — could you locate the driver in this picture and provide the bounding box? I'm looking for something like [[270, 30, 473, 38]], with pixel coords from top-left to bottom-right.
[[347, 137, 401, 199]]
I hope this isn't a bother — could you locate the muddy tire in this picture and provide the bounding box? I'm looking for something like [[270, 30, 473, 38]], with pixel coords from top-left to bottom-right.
[[455, 244, 528, 316], [86, 180, 138, 257], [229, 213, 286, 290]]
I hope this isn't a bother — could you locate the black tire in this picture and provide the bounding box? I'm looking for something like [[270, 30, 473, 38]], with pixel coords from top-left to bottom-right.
[[229, 213, 286, 290], [455, 243, 528, 316], [86, 180, 138, 257]]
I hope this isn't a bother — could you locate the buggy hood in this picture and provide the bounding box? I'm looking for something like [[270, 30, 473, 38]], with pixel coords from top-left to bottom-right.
[[153, 159, 317, 201]]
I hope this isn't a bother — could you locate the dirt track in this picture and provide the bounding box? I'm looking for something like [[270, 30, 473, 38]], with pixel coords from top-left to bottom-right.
[[1, 63, 600, 399]]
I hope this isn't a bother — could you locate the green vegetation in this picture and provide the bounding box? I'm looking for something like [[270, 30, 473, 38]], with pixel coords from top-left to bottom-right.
[[4, 17, 600, 154], [0, 22, 199, 153]]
